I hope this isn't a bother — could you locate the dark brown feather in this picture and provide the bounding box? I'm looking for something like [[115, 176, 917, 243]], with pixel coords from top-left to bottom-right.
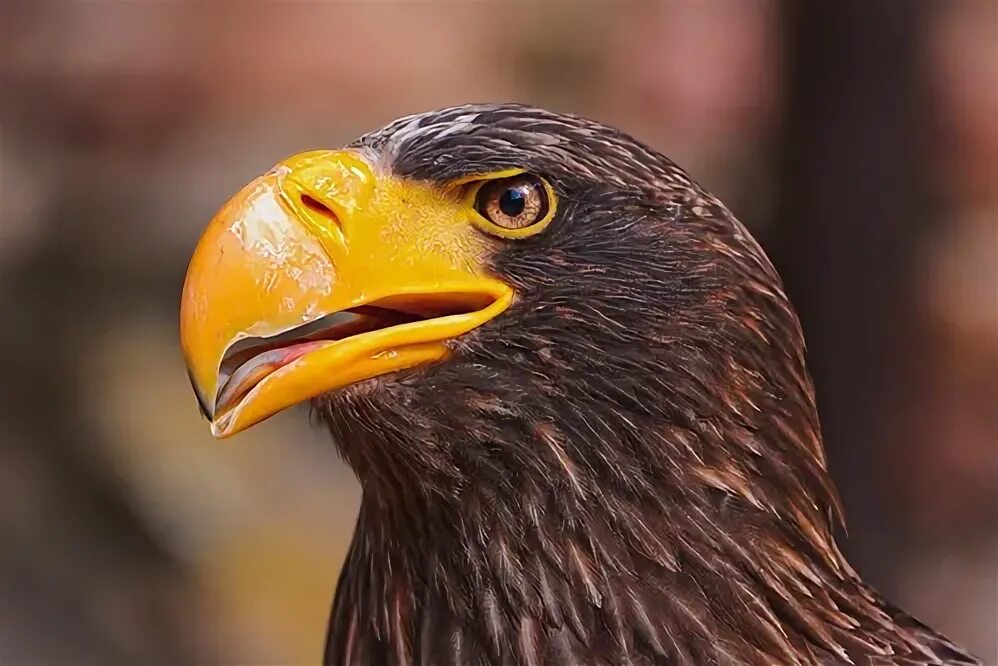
[[313, 104, 978, 665]]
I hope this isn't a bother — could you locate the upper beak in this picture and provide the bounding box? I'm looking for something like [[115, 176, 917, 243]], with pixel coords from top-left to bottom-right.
[[180, 150, 511, 438]]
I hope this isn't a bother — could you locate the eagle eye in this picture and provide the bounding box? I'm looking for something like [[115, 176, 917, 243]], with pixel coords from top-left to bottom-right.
[[468, 172, 555, 239]]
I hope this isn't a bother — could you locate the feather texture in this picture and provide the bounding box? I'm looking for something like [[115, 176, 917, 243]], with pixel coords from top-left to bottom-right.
[[310, 104, 979, 665]]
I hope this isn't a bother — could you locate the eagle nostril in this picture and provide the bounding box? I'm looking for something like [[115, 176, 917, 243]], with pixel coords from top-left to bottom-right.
[[296, 192, 345, 236], [281, 181, 347, 240], [300, 194, 338, 222]]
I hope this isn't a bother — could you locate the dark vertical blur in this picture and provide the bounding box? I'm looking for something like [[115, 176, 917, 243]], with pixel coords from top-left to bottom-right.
[[0, 1, 993, 663], [772, 0, 996, 649], [774, 0, 929, 576]]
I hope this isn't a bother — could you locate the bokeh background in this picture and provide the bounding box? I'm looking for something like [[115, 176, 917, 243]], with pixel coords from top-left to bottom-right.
[[1, 1, 995, 663]]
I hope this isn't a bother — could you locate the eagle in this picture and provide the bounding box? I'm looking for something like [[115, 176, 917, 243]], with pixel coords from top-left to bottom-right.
[[180, 104, 978, 665]]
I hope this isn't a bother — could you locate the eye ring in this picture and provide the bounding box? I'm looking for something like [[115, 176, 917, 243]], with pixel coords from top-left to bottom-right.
[[467, 172, 556, 239]]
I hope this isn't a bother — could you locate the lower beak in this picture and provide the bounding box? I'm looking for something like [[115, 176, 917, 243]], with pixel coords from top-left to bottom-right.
[[180, 150, 511, 438]]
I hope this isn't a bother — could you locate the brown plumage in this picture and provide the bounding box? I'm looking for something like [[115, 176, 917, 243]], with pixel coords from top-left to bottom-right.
[[310, 104, 978, 665]]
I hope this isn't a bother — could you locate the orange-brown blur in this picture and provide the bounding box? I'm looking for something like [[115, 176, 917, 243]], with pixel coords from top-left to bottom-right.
[[1, 1, 994, 663]]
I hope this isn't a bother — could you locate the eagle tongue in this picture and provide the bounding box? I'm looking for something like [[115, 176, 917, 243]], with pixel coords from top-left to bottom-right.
[[215, 341, 328, 413]]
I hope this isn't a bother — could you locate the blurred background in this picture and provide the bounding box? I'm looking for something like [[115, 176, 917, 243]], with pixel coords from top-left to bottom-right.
[[0, 0, 995, 663]]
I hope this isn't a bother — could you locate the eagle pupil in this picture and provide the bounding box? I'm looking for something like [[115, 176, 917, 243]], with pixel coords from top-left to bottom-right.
[[499, 187, 526, 217]]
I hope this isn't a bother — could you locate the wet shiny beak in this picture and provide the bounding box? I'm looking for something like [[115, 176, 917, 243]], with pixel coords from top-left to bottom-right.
[[180, 150, 511, 438]]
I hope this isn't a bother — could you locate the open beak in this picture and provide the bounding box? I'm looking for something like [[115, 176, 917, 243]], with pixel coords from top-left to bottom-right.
[[180, 150, 512, 438]]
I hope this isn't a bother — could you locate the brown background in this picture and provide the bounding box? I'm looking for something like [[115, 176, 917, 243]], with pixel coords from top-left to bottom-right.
[[0, 1, 995, 663]]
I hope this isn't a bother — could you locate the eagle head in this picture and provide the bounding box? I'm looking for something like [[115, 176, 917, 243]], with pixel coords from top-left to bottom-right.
[[180, 104, 977, 665]]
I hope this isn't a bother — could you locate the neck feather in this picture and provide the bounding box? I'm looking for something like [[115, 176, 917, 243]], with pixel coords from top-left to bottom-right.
[[320, 399, 899, 666]]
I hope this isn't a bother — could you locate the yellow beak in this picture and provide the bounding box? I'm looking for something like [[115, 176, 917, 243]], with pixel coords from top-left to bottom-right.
[[180, 150, 512, 438]]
